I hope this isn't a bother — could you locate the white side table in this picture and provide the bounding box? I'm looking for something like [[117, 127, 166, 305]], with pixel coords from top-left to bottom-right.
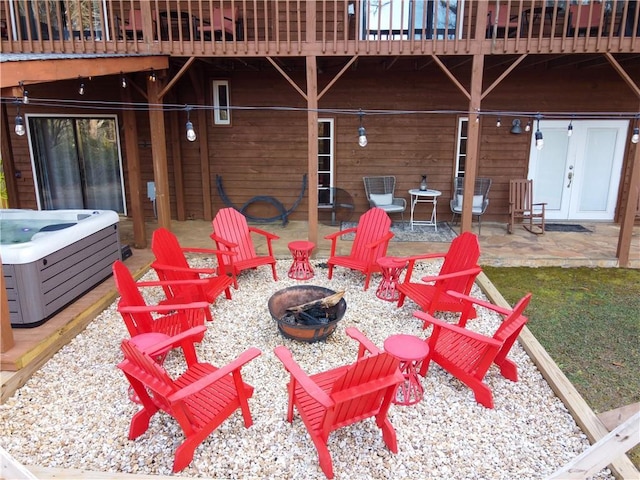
[[408, 189, 442, 231]]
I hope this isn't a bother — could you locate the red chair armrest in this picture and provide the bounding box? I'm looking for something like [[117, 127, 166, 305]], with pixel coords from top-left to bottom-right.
[[345, 327, 382, 357], [144, 326, 208, 357], [248, 226, 280, 240], [420, 266, 482, 284], [118, 301, 209, 315], [274, 346, 333, 408], [446, 290, 515, 317], [210, 233, 239, 250], [413, 312, 502, 347]]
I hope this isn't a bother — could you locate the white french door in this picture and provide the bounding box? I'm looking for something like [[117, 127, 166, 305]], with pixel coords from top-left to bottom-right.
[[527, 120, 628, 221]]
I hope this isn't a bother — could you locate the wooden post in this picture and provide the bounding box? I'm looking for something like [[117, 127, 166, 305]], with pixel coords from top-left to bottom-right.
[[147, 75, 172, 230], [616, 106, 640, 267], [306, 55, 319, 247], [121, 87, 147, 248], [0, 103, 19, 208], [461, 54, 485, 233], [167, 106, 186, 221], [0, 261, 15, 353]]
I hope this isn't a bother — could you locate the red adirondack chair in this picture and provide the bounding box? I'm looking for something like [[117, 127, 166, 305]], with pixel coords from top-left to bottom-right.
[[112, 260, 209, 341], [151, 227, 233, 320], [211, 207, 280, 288], [274, 327, 404, 479], [396, 231, 482, 321], [325, 207, 394, 290], [118, 326, 261, 472], [414, 291, 532, 408]]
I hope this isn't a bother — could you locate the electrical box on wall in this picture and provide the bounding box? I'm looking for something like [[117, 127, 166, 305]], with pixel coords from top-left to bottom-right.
[[147, 182, 156, 201]]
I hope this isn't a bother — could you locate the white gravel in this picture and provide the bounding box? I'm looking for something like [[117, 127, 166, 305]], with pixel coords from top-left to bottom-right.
[[0, 256, 613, 479]]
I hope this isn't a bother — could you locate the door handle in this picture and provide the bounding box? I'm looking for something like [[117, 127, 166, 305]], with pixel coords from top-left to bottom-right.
[[566, 171, 573, 188]]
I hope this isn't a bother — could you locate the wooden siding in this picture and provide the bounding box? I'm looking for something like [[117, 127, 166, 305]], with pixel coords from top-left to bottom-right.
[[4, 58, 637, 224], [1, 1, 638, 57]]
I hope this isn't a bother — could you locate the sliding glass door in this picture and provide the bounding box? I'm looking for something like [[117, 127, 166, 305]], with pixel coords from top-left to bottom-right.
[[27, 115, 126, 213]]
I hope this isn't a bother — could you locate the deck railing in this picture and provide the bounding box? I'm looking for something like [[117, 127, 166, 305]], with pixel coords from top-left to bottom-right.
[[1, 0, 638, 56]]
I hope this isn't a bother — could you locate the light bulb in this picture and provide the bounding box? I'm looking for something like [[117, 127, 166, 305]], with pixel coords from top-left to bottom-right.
[[535, 130, 544, 150], [525, 121, 531, 132], [78, 83, 85, 95], [186, 120, 196, 142], [22, 90, 29, 104], [121, 76, 127, 88], [149, 72, 156, 82], [567, 122, 573, 137], [358, 126, 367, 147], [496, 118, 501, 127], [15, 115, 26, 136], [632, 127, 639, 144]]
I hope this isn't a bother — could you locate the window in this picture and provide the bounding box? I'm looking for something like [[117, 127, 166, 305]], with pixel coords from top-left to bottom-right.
[[361, 0, 463, 40], [317, 118, 335, 205], [27, 115, 126, 213], [212, 80, 231, 125], [454, 117, 468, 177]]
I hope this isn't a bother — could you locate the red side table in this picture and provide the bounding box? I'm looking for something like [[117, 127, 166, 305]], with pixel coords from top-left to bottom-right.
[[376, 256, 407, 301], [383, 334, 430, 406], [127, 332, 172, 403], [287, 240, 315, 280]]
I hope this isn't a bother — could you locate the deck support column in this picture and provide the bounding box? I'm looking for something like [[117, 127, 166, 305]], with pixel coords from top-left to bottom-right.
[[461, 54, 485, 233], [147, 75, 171, 230], [306, 55, 319, 247]]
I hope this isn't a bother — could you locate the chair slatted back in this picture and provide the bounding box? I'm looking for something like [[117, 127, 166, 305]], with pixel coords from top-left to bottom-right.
[[327, 352, 400, 429], [569, 2, 603, 30], [363, 176, 395, 197], [437, 231, 480, 293], [212, 208, 257, 264], [350, 208, 391, 261], [113, 260, 155, 336], [493, 293, 531, 345], [510, 179, 533, 213]]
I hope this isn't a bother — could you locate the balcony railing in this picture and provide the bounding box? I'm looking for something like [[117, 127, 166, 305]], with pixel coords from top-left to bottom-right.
[[1, 1, 638, 57]]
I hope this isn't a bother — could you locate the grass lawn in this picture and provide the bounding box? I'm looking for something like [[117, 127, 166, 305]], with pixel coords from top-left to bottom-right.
[[482, 266, 640, 466]]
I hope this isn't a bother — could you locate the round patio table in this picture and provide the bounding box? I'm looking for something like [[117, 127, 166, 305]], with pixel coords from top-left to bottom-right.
[[384, 334, 430, 406]]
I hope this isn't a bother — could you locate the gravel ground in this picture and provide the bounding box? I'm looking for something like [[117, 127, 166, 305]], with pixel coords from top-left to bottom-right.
[[0, 257, 612, 479]]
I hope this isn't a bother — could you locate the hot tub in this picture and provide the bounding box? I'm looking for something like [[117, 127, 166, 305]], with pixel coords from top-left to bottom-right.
[[1, 209, 122, 327]]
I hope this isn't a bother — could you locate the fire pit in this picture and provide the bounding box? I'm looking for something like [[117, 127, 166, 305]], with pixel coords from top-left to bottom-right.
[[268, 286, 347, 342]]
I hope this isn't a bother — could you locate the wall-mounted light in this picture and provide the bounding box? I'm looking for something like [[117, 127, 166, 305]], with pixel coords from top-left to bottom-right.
[[185, 107, 196, 142], [535, 114, 544, 150], [358, 109, 367, 147], [567, 119, 573, 137], [510, 119, 522, 134], [15, 106, 26, 136]]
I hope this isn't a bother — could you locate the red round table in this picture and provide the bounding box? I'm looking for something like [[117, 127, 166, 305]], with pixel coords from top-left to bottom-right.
[[383, 334, 430, 406], [287, 240, 315, 280], [127, 332, 172, 403], [376, 256, 407, 301]]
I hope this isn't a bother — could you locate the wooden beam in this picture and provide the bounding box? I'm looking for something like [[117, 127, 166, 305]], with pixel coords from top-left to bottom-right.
[[266, 57, 307, 100], [120, 87, 147, 249], [158, 57, 196, 100], [187, 66, 211, 220], [431, 55, 470, 100], [481, 54, 528, 101], [461, 54, 484, 233], [318, 55, 358, 101], [147, 76, 171, 229], [0, 103, 19, 208], [307, 55, 319, 249], [1, 56, 169, 89]]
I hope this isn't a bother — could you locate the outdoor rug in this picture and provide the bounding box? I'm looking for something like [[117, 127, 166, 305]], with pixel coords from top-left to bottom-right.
[[544, 224, 592, 233], [340, 221, 457, 242]]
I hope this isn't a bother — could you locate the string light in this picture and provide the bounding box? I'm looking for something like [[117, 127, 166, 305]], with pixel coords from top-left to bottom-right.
[[14, 105, 25, 136], [78, 82, 85, 95], [20, 82, 29, 104], [632, 127, 639, 144], [525, 120, 531, 132], [357, 109, 367, 147], [149, 70, 157, 82], [496, 117, 501, 127], [121, 73, 127, 88], [535, 114, 544, 150], [567, 119, 573, 137], [185, 106, 196, 142]]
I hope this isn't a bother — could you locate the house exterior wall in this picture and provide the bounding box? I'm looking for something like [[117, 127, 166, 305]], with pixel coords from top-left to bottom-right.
[[4, 56, 638, 224]]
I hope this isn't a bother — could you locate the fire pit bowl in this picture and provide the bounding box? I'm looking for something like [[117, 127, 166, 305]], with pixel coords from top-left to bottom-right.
[[268, 285, 347, 342]]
